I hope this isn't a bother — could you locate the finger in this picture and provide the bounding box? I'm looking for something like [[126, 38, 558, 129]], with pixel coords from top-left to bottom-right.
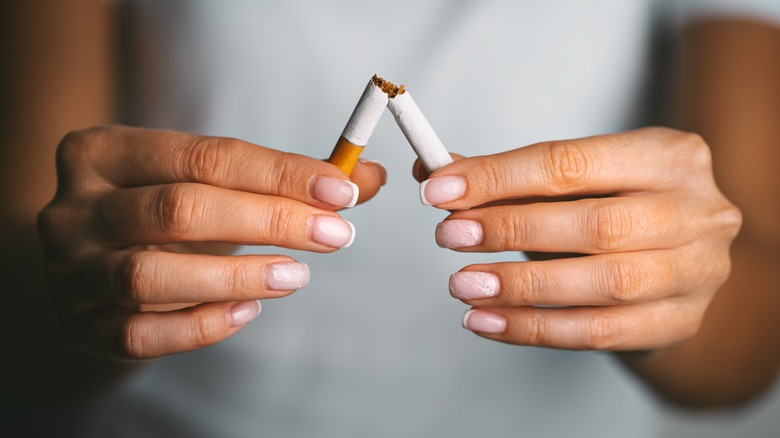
[[64, 301, 262, 359], [349, 159, 386, 205], [435, 194, 694, 254], [93, 183, 355, 250], [73, 250, 309, 304], [420, 127, 711, 209], [462, 299, 706, 351], [58, 126, 366, 209], [448, 250, 695, 307]]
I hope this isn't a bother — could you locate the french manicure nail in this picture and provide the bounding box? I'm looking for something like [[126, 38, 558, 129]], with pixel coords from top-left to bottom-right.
[[264, 262, 310, 291], [309, 215, 355, 248], [462, 309, 506, 334], [436, 220, 484, 248], [420, 175, 466, 205], [449, 271, 500, 299], [228, 300, 262, 327], [312, 176, 359, 208]]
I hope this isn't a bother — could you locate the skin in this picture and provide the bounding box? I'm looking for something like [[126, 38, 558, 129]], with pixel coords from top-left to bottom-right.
[[2, 0, 778, 410], [38, 126, 385, 360], [419, 129, 740, 364]]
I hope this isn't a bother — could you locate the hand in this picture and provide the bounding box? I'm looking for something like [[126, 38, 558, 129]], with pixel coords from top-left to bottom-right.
[[416, 127, 741, 351], [37, 125, 385, 359]]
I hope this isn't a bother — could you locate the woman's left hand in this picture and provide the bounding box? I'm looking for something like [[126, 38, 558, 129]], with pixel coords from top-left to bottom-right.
[[417, 127, 741, 351]]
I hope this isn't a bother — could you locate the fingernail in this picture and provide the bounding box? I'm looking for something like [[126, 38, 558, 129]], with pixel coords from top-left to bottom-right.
[[462, 310, 506, 334], [436, 220, 484, 248], [264, 262, 310, 291], [312, 176, 359, 208], [228, 300, 262, 327], [449, 271, 500, 299], [420, 175, 466, 206], [309, 215, 355, 248]]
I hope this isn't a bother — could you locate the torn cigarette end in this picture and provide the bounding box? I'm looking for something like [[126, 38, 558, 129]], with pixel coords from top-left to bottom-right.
[[388, 91, 453, 173], [371, 74, 405, 99]]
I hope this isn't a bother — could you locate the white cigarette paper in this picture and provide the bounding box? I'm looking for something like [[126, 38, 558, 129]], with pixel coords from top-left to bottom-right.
[[342, 80, 389, 146], [387, 92, 453, 173]]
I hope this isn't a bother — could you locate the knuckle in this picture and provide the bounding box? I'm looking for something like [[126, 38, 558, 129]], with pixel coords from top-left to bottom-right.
[[190, 311, 223, 348], [667, 308, 704, 346], [473, 158, 506, 197], [678, 131, 712, 170], [154, 185, 200, 238], [56, 127, 109, 172], [515, 265, 543, 305], [587, 313, 623, 350], [263, 204, 297, 242], [523, 314, 548, 346], [57, 131, 83, 162], [604, 258, 646, 304], [544, 141, 592, 190], [58, 127, 103, 156], [716, 202, 743, 238], [593, 202, 634, 251], [499, 211, 527, 250], [710, 249, 733, 288], [185, 136, 231, 183], [121, 252, 156, 304], [116, 317, 146, 360], [225, 259, 261, 295], [267, 153, 305, 194], [682, 312, 704, 340]]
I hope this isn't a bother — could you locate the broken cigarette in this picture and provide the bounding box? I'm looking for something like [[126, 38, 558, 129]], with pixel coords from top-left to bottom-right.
[[387, 86, 453, 173], [328, 76, 390, 176], [328, 74, 453, 176]]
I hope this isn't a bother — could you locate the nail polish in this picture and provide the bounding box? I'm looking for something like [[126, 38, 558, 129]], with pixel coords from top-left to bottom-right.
[[309, 215, 355, 248], [264, 262, 310, 291], [449, 271, 499, 299], [436, 220, 484, 248], [420, 175, 466, 205], [228, 300, 262, 327], [312, 176, 359, 208], [462, 309, 506, 334]]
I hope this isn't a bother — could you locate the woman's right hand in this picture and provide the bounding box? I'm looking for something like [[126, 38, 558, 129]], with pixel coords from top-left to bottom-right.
[[37, 125, 385, 360]]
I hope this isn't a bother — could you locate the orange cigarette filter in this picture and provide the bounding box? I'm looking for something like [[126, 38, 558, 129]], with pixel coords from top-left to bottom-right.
[[328, 137, 365, 176], [328, 75, 402, 176]]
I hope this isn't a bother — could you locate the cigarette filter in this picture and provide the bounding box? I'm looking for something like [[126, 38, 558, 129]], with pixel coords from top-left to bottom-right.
[[328, 77, 389, 176], [387, 91, 453, 173]]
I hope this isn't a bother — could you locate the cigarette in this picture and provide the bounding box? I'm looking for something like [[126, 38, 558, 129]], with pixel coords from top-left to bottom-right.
[[387, 88, 453, 173], [328, 75, 394, 176]]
